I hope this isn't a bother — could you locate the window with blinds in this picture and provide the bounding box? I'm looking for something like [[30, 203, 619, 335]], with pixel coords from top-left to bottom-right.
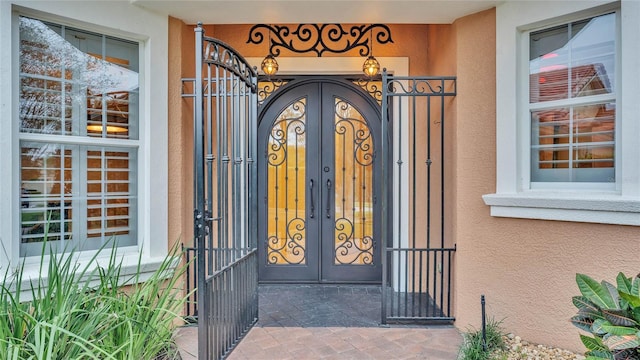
[[528, 12, 616, 184], [19, 17, 139, 256]]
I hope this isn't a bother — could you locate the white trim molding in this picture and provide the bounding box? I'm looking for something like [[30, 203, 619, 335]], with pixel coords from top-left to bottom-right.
[[483, 193, 640, 226], [486, 0, 640, 226]]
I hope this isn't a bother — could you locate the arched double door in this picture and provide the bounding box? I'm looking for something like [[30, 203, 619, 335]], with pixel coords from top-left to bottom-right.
[[258, 78, 382, 282]]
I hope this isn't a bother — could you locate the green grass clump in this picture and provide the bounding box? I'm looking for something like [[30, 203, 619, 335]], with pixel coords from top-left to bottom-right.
[[458, 318, 507, 360], [0, 240, 189, 360]]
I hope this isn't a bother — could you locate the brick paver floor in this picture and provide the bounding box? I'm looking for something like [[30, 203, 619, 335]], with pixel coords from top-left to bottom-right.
[[175, 325, 462, 359], [174, 285, 463, 359], [226, 326, 462, 359]]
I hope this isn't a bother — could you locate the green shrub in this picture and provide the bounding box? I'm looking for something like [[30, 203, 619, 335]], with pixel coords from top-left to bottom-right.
[[458, 317, 506, 360], [0, 240, 189, 359], [571, 272, 640, 360]]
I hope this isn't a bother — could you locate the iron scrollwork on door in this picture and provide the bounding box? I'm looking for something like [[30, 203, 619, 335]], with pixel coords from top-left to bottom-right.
[[333, 98, 375, 265], [266, 98, 308, 265]]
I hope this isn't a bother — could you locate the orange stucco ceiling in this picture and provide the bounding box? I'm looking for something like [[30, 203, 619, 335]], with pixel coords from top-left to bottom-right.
[[131, 0, 501, 24]]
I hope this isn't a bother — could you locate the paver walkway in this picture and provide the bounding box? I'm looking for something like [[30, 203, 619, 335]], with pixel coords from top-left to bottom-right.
[[174, 285, 463, 359]]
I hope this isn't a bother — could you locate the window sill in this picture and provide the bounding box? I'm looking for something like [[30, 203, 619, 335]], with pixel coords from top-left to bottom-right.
[[12, 252, 175, 302], [482, 193, 640, 226]]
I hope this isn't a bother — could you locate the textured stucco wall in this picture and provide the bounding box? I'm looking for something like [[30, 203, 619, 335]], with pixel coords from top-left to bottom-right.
[[168, 18, 197, 250], [452, 8, 640, 352], [168, 16, 185, 250]]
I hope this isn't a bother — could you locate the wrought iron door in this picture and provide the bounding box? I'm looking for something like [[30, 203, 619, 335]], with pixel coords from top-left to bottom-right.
[[258, 79, 381, 282]]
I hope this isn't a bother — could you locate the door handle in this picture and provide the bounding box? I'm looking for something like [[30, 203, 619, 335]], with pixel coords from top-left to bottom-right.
[[309, 179, 315, 219], [326, 179, 332, 219]]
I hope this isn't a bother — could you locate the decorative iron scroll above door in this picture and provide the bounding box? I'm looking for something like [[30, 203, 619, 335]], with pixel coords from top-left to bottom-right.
[[247, 24, 393, 57], [257, 76, 383, 107]]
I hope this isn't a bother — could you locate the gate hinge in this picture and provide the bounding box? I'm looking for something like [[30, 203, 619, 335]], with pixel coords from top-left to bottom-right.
[[373, 196, 377, 204], [426, 159, 432, 166]]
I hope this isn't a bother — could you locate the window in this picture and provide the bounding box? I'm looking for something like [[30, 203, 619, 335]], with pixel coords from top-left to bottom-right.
[[485, 1, 640, 226], [18, 17, 139, 256], [529, 13, 616, 186]]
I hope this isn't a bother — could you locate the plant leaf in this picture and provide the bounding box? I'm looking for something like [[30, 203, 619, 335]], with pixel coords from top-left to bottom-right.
[[575, 296, 601, 311], [633, 308, 640, 323], [582, 334, 609, 351], [581, 307, 606, 320], [600, 323, 637, 336], [604, 281, 622, 310], [612, 348, 640, 360], [632, 276, 640, 298], [586, 349, 614, 360], [617, 273, 633, 294], [603, 309, 638, 327], [592, 318, 609, 335], [577, 274, 617, 309], [602, 334, 640, 350], [620, 293, 640, 308], [573, 315, 596, 332]]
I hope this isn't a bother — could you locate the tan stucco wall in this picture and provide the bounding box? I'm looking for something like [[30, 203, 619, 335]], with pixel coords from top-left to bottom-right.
[[168, 17, 196, 251], [452, 8, 640, 352]]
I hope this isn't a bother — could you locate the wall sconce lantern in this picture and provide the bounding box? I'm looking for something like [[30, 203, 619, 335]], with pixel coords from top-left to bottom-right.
[[362, 27, 380, 77], [362, 55, 380, 77], [261, 54, 279, 77], [261, 26, 278, 77]]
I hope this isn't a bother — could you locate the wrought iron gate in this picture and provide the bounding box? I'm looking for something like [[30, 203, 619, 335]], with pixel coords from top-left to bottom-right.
[[182, 24, 259, 359], [381, 72, 457, 324]]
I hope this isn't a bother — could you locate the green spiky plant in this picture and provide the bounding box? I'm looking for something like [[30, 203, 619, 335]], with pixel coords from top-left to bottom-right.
[[458, 317, 507, 360], [572, 273, 640, 360], [0, 235, 189, 360]]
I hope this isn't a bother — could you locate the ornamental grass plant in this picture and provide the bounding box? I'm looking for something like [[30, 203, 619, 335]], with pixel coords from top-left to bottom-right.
[[458, 317, 507, 360], [0, 236, 189, 360]]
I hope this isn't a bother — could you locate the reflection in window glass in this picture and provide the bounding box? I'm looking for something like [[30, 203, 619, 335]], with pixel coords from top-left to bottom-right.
[[529, 13, 616, 183]]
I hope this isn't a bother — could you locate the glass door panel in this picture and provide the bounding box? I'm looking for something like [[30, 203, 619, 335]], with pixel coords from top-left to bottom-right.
[[266, 98, 307, 265], [333, 98, 374, 265]]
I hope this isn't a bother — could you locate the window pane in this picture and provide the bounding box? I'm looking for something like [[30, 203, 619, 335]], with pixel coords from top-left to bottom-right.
[[20, 142, 137, 256], [20, 142, 73, 252], [531, 102, 615, 183], [19, 17, 139, 139], [530, 13, 615, 103], [86, 147, 137, 244]]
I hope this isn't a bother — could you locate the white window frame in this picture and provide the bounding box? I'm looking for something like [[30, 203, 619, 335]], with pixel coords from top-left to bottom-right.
[[483, 0, 640, 226], [18, 20, 141, 257], [0, 1, 169, 296]]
